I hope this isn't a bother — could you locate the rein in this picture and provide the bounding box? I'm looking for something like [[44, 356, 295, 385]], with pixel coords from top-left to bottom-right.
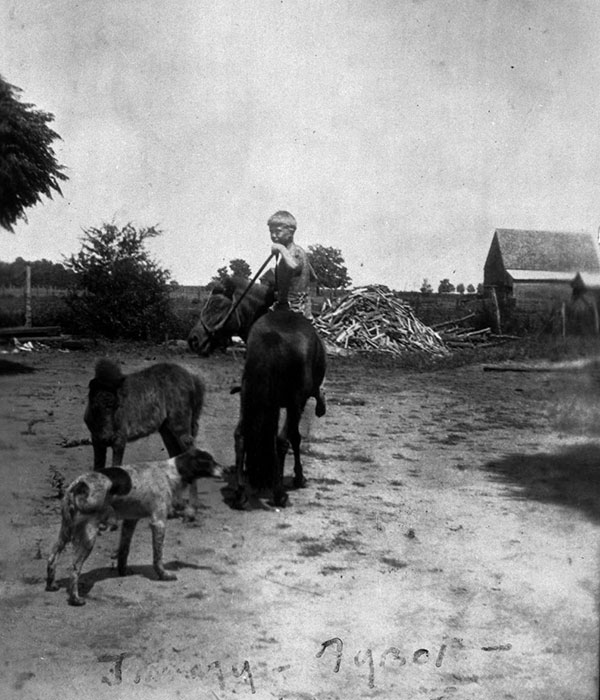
[[199, 252, 276, 337]]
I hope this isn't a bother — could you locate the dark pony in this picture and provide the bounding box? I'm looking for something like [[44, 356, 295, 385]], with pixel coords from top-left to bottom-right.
[[84, 359, 205, 470], [233, 309, 326, 508], [188, 276, 275, 356]]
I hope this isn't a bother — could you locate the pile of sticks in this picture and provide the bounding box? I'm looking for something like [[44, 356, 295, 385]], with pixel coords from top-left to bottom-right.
[[314, 286, 449, 356], [433, 314, 519, 348]]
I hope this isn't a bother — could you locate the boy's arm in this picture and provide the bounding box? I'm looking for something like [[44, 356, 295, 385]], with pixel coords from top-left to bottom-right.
[[271, 243, 302, 271]]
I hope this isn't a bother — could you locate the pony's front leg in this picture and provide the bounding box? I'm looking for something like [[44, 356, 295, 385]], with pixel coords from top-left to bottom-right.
[[92, 440, 108, 471], [111, 439, 126, 467]]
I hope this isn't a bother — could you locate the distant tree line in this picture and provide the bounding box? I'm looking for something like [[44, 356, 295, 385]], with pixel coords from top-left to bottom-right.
[[0, 258, 76, 287], [420, 278, 482, 294]]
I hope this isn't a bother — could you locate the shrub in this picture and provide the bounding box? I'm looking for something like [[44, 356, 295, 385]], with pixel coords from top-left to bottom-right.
[[64, 223, 173, 341]]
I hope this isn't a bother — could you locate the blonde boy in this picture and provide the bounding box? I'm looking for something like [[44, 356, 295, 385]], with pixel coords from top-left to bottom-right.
[[268, 210, 315, 319]]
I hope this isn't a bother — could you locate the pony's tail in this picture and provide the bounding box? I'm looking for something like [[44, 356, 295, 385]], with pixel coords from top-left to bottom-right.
[[243, 403, 279, 489], [242, 333, 283, 490]]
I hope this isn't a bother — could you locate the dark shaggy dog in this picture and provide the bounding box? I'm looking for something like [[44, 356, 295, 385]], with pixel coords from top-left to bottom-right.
[[84, 359, 206, 471], [234, 309, 326, 509], [45, 448, 221, 606]]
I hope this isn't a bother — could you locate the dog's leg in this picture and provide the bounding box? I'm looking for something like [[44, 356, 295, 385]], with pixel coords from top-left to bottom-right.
[[176, 433, 198, 521], [117, 519, 138, 576], [46, 520, 71, 592], [183, 480, 198, 522], [160, 427, 196, 520], [68, 519, 99, 606], [150, 516, 177, 581]]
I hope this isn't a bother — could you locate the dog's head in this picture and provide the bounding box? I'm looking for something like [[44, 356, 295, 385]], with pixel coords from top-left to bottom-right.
[[175, 447, 222, 483]]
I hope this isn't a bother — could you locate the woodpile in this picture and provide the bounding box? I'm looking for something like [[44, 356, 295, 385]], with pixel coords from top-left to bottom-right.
[[314, 286, 449, 356], [432, 314, 519, 348]]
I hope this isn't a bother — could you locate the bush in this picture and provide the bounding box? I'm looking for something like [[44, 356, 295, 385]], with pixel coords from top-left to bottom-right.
[[64, 223, 173, 341]]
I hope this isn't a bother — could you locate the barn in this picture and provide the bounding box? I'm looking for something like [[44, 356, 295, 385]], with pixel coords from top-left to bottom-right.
[[483, 229, 600, 328]]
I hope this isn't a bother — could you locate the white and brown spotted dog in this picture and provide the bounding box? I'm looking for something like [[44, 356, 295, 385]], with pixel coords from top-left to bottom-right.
[[46, 447, 221, 606]]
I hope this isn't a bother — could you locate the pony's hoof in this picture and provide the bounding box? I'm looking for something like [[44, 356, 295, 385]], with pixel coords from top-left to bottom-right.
[[232, 488, 248, 510], [181, 507, 196, 523], [315, 392, 326, 417], [68, 597, 86, 607], [45, 582, 59, 592], [293, 475, 307, 489], [274, 492, 289, 508], [158, 571, 177, 582]]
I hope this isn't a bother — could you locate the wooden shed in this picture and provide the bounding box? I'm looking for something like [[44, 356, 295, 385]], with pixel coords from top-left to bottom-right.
[[484, 229, 600, 313]]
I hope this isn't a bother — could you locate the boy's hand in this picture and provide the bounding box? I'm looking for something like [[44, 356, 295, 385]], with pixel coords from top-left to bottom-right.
[[271, 243, 285, 256]]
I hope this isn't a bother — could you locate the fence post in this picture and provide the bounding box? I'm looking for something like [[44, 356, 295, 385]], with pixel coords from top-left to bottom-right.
[[489, 287, 502, 335], [24, 265, 32, 328]]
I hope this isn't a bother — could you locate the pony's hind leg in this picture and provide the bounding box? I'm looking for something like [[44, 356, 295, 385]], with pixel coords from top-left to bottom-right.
[[314, 387, 326, 417], [284, 408, 305, 489], [233, 419, 248, 509]]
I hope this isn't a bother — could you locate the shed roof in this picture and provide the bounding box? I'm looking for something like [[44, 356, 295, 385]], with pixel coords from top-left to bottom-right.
[[505, 269, 575, 282], [493, 229, 600, 273]]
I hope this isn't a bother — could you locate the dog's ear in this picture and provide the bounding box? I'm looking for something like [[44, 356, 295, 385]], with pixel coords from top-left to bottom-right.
[[103, 467, 133, 496]]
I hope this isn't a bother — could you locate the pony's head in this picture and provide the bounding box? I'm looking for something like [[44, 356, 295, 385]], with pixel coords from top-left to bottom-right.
[[188, 277, 275, 356], [188, 283, 236, 356]]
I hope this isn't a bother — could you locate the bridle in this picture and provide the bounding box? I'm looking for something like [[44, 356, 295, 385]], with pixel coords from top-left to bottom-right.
[[199, 251, 276, 343], [199, 295, 242, 340]]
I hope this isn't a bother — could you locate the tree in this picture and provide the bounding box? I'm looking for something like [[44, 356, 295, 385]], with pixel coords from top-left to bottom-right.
[[456, 283, 465, 295], [467, 283, 476, 294], [438, 278, 455, 293], [307, 244, 351, 290], [64, 222, 172, 340], [0, 76, 67, 231], [212, 266, 230, 286], [229, 258, 252, 279], [420, 278, 433, 294], [211, 259, 252, 286]]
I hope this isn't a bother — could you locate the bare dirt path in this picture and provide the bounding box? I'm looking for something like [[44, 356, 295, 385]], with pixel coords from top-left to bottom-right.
[[0, 348, 598, 699]]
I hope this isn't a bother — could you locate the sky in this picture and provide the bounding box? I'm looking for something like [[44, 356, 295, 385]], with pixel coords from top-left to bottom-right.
[[2, 0, 600, 290]]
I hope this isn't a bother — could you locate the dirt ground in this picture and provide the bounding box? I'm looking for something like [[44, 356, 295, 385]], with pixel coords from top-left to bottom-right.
[[0, 345, 598, 700]]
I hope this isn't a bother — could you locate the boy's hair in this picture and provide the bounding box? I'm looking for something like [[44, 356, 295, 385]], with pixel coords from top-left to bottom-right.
[[267, 211, 297, 231]]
